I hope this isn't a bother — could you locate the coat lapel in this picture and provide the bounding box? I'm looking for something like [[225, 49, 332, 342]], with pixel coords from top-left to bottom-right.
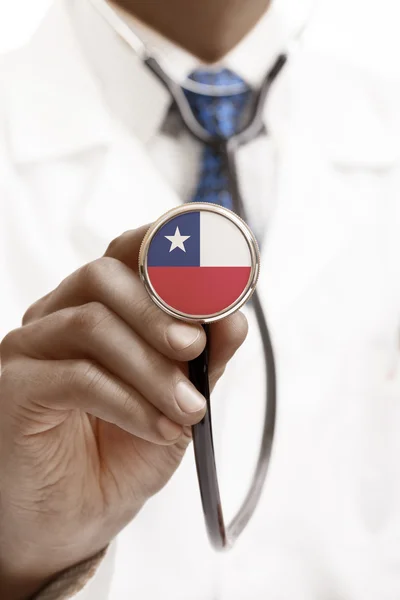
[[70, 134, 183, 259], [258, 49, 399, 323], [258, 132, 351, 322]]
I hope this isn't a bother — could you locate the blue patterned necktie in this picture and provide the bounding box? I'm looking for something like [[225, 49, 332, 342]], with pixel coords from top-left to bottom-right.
[[183, 69, 251, 210]]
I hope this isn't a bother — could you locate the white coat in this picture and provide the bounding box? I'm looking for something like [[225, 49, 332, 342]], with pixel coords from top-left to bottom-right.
[[1, 1, 400, 598]]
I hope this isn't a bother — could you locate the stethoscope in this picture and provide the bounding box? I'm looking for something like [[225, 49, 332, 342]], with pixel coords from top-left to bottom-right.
[[89, 0, 312, 550]]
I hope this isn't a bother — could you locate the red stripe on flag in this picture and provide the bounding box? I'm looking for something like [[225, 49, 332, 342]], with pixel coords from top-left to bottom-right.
[[147, 267, 251, 315]]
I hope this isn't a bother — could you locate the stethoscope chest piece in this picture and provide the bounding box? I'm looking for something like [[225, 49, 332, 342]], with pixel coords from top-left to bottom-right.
[[139, 203, 260, 324]]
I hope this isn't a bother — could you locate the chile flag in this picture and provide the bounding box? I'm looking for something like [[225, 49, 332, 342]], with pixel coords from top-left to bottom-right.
[[146, 210, 252, 317]]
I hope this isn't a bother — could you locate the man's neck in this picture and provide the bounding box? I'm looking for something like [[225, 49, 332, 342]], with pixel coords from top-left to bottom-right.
[[111, 0, 271, 62]]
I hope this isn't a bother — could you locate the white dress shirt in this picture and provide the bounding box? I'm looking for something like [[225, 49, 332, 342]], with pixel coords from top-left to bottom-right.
[[2, 1, 400, 599], [69, 0, 310, 243]]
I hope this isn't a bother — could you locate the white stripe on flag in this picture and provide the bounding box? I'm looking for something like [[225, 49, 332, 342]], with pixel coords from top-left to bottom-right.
[[200, 211, 252, 267]]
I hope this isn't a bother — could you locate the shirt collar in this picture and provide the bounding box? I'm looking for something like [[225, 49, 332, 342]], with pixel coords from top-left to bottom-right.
[[3, 0, 313, 164], [70, 0, 314, 144]]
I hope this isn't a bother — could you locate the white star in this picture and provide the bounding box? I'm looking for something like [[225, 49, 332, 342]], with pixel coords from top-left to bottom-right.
[[165, 227, 191, 253]]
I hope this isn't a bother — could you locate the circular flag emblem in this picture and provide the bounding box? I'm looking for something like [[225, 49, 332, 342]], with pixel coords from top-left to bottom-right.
[[139, 203, 260, 323]]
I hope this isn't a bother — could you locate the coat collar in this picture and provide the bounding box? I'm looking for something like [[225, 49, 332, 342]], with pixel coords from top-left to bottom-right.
[[2, 1, 114, 164], [2, 0, 399, 168], [1, 0, 315, 165]]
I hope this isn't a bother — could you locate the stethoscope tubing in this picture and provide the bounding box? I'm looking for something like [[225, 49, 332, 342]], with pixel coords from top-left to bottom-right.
[[144, 54, 286, 549], [144, 54, 287, 146]]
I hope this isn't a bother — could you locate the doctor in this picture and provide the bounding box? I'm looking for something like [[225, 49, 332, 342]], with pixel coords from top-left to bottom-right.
[[1, 0, 400, 599]]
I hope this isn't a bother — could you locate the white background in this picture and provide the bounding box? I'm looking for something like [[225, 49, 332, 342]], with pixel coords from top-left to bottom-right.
[[0, 0, 52, 53]]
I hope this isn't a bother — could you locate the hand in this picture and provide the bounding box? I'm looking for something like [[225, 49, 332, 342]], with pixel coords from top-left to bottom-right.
[[0, 226, 248, 599]]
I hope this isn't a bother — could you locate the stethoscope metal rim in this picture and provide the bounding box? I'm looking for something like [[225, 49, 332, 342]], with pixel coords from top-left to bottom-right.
[[139, 203, 260, 324]]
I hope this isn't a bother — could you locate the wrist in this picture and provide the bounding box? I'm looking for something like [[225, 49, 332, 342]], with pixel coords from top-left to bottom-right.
[[0, 565, 54, 600], [0, 535, 107, 600], [0, 542, 63, 600]]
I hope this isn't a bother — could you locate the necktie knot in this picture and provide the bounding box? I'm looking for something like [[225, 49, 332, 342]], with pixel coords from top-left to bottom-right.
[[183, 68, 251, 138]]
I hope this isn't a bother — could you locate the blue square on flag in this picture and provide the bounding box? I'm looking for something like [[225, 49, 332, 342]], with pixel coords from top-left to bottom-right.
[[147, 212, 200, 267]]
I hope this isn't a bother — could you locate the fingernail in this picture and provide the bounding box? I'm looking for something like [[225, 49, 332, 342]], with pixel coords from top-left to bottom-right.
[[175, 381, 206, 414], [158, 416, 183, 441], [167, 323, 200, 351]]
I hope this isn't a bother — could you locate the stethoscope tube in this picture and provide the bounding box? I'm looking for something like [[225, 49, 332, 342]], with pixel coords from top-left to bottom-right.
[[145, 53, 287, 549], [145, 54, 287, 146]]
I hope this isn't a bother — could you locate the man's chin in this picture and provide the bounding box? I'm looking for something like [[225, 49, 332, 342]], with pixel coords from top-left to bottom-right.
[[112, 0, 271, 63]]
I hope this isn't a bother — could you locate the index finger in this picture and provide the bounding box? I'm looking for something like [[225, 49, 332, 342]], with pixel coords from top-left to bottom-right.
[[23, 226, 207, 362], [104, 226, 149, 271], [23, 226, 149, 325]]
